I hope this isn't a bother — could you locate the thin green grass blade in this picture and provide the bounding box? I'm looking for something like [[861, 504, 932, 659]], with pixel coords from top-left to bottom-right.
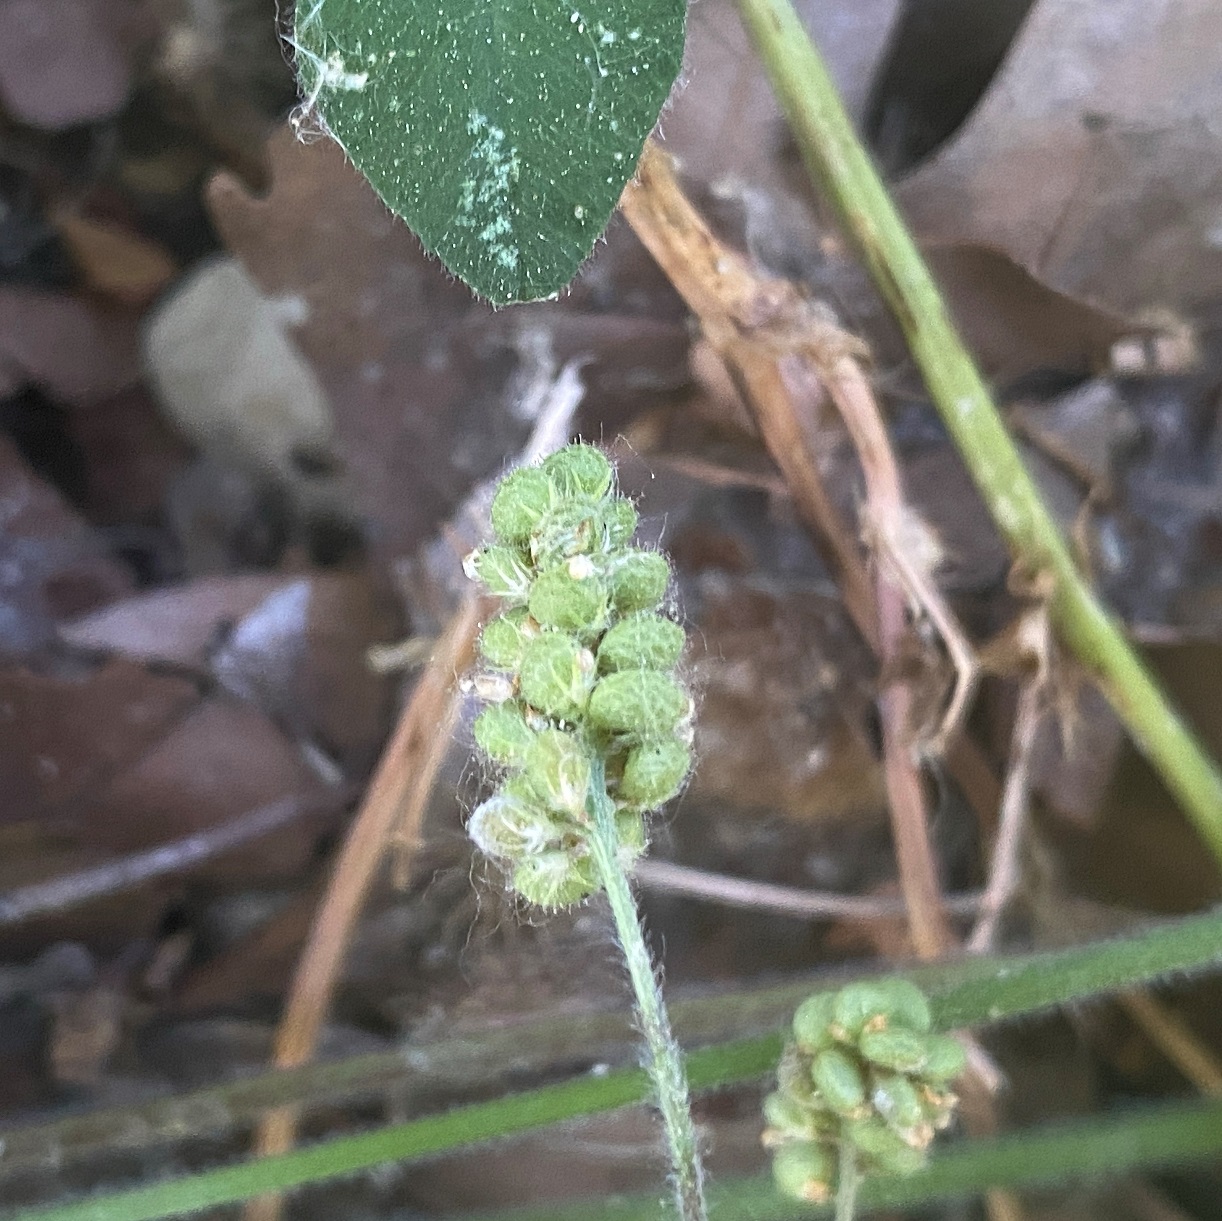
[[481, 1098, 1222, 1219], [10, 907, 1222, 1221]]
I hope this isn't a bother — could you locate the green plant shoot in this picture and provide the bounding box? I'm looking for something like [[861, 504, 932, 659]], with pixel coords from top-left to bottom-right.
[[290, 0, 687, 304], [464, 444, 693, 909], [464, 443, 706, 1218]]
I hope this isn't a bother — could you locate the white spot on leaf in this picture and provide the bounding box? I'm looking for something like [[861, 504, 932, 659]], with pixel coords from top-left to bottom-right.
[[457, 110, 522, 273]]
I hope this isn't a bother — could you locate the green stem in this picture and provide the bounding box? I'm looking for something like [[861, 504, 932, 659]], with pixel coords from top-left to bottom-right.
[[585, 757, 708, 1221], [484, 1097, 1222, 1221], [834, 1142, 859, 1221], [734, 0, 1222, 869]]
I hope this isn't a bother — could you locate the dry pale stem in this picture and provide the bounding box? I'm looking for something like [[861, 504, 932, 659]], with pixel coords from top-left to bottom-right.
[[1120, 989, 1222, 1097], [822, 354, 959, 957], [633, 858, 982, 920], [623, 141, 957, 957], [623, 141, 1026, 1217], [0, 793, 343, 928], [243, 597, 482, 1221], [969, 670, 1044, 953], [621, 141, 877, 648]]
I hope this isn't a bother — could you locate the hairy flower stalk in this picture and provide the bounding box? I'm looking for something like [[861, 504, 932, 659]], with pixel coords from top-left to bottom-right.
[[464, 443, 707, 1220], [764, 979, 966, 1216]]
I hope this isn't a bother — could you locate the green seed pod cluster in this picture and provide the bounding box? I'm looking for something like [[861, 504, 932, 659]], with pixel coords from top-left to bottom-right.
[[464, 444, 693, 909], [763, 979, 966, 1203]]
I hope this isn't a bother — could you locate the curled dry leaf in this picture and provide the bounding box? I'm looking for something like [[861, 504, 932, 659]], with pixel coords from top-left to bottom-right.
[[895, 0, 1222, 317], [63, 570, 402, 776], [658, 0, 1126, 381]]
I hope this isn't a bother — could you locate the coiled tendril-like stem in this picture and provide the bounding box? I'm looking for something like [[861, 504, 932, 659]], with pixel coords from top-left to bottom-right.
[[464, 443, 707, 1220]]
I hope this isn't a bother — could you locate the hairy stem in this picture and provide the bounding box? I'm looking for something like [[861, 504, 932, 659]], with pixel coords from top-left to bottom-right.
[[584, 757, 708, 1221], [835, 1142, 860, 1221], [734, 0, 1222, 869]]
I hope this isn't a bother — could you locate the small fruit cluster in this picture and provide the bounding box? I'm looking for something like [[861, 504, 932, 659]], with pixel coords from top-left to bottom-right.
[[763, 979, 966, 1203], [463, 443, 692, 908]]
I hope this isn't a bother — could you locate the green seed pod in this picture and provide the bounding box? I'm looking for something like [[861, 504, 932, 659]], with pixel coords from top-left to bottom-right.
[[588, 670, 689, 737], [870, 978, 933, 1033], [811, 1046, 870, 1119], [762, 1091, 833, 1143], [770, 1140, 834, 1204], [479, 608, 535, 670], [541, 443, 614, 500], [792, 992, 839, 1054], [528, 564, 609, 634], [762, 1090, 805, 1139], [620, 739, 691, 806], [490, 466, 555, 544], [512, 849, 598, 909], [615, 807, 648, 860], [467, 791, 558, 860], [597, 613, 685, 672], [921, 1035, 967, 1083], [465, 546, 534, 601], [871, 1072, 928, 1137], [810, 1046, 867, 1115], [472, 702, 535, 767], [602, 497, 639, 547], [523, 729, 591, 817], [844, 1116, 928, 1176], [518, 632, 595, 720], [859, 1026, 930, 1075], [832, 981, 913, 1039], [531, 500, 605, 566], [608, 549, 670, 614]]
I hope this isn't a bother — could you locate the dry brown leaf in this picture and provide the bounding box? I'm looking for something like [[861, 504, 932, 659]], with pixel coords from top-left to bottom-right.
[[0, 0, 138, 128], [81, 696, 329, 883], [0, 659, 197, 828], [63, 386, 192, 524], [0, 435, 133, 655], [0, 289, 142, 406], [896, 0, 1222, 316], [59, 573, 300, 669], [662, 0, 900, 184], [207, 130, 690, 561]]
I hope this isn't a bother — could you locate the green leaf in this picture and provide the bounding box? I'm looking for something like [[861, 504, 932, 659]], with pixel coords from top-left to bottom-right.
[[292, 0, 686, 304]]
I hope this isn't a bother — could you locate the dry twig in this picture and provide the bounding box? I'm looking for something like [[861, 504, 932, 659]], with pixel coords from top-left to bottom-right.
[[622, 142, 964, 956], [1120, 989, 1222, 1097], [620, 142, 877, 648], [243, 359, 585, 1221], [623, 141, 1022, 1219], [0, 794, 344, 928], [633, 858, 981, 921], [968, 663, 1044, 953], [243, 597, 482, 1221]]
